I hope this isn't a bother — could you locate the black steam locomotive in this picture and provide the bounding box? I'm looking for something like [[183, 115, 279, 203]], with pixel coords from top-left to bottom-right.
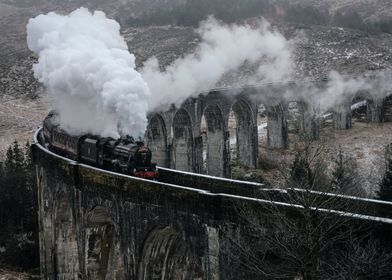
[[42, 111, 158, 180]]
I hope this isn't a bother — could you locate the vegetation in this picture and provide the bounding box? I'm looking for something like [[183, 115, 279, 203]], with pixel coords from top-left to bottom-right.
[[126, 0, 392, 35], [127, 0, 275, 27], [282, 3, 328, 26], [331, 147, 363, 196], [335, 11, 392, 34], [378, 157, 392, 201], [0, 141, 39, 271], [224, 139, 392, 279]]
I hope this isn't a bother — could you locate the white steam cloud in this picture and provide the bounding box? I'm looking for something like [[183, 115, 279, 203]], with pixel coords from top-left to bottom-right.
[[305, 70, 392, 113], [27, 7, 391, 139], [27, 7, 150, 138], [142, 17, 294, 110]]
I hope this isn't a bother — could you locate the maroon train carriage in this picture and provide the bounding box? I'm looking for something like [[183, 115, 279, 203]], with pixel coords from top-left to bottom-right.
[[43, 111, 82, 160], [42, 111, 158, 180]]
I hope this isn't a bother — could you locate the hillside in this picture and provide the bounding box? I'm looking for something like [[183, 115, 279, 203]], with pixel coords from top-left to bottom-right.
[[1, 0, 392, 100], [288, 0, 392, 22]]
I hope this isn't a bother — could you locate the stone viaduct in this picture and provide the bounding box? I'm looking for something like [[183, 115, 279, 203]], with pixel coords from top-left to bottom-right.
[[33, 79, 392, 279], [145, 81, 391, 178], [33, 129, 392, 280]]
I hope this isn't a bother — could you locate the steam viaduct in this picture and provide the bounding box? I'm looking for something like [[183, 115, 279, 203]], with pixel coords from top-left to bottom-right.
[[145, 81, 389, 178], [33, 81, 392, 280]]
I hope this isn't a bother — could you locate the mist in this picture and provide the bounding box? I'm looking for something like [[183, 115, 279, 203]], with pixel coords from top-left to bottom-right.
[[26, 7, 392, 138], [26, 7, 150, 138], [305, 70, 392, 113], [142, 16, 294, 111]]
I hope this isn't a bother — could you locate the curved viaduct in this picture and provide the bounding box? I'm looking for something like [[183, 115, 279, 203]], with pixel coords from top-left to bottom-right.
[[33, 129, 279, 280], [146, 82, 391, 177], [33, 128, 392, 280]]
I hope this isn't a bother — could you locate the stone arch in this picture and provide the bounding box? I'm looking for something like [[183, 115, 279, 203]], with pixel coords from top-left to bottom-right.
[[146, 114, 169, 167], [137, 226, 202, 280], [230, 99, 256, 168], [349, 93, 370, 122], [84, 206, 124, 280], [202, 105, 224, 176], [172, 109, 193, 171], [381, 94, 392, 121], [287, 101, 300, 133]]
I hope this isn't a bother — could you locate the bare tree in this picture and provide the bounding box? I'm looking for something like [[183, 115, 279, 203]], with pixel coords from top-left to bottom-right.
[[222, 137, 392, 280]]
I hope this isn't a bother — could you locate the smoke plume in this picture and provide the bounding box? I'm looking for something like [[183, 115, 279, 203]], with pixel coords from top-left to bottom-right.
[[27, 7, 392, 139], [306, 70, 392, 113], [142, 17, 294, 111], [27, 7, 150, 138]]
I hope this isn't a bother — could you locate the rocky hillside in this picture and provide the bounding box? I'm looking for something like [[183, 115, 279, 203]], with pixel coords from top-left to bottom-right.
[[1, 0, 392, 101], [288, 0, 392, 22], [0, 0, 392, 192]]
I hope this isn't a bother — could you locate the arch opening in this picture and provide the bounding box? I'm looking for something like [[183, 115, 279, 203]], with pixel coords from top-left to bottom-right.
[[287, 101, 300, 134], [228, 110, 237, 167], [257, 103, 268, 152], [146, 114, 168, 167], [85, 206, 123, 280], [351, 95, 369, 123], [172, 109, 193, 171], [256, 103, 270, 168], [382, 94, 392, 121], [137, 227, 201, 280]]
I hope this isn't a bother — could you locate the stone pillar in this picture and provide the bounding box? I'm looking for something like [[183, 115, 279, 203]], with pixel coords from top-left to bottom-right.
[[298, 102, 320, 140], [333, 101, 352, 129], [267, 104, 288, 149], [33, 153, 82, 280], [251, 124, 258, 168], [367, 98, 384, 123], [167, 143, 173, 169], [223, 131, 231, 178], [194, 136, 203, 174], [207, 226, 220, 280]]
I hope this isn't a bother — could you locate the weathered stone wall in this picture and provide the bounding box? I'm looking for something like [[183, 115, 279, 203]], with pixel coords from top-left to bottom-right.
[[35, 132, 320, 280], [33, 143, 223, 280], [266, 104, 288, 149]]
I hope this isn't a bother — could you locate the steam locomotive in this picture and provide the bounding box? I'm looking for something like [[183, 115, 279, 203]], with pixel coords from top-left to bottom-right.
[[42, 111, 158, 180]]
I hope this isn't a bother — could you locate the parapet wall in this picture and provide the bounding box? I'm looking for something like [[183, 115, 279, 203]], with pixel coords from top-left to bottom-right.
[[157, 166, 265, 197]]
